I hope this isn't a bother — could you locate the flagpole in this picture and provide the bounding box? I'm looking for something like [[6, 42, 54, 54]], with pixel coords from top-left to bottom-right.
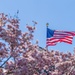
[[46, 23, 49, 50]]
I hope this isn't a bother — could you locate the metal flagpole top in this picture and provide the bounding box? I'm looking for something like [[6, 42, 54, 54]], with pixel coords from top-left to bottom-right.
[[46, 23, 49, 50], [46, 23, 49, 27]]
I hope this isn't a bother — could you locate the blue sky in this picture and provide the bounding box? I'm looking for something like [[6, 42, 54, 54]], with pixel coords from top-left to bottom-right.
[[0, 0, 75, 53]]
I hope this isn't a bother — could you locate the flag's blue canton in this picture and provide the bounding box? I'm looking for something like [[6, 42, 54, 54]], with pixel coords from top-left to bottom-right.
[[47, 28, 55, 38]]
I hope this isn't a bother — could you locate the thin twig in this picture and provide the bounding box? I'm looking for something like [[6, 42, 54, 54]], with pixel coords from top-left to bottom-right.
[[39, 46, 46, 51], [0, 56, 12, 68]]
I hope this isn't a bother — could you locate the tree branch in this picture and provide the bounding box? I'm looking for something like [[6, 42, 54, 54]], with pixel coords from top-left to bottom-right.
[[0, 56, 12, 68]]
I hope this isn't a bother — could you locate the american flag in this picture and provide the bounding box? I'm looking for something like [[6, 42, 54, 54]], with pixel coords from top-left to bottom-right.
[[46, 28, 75, 46]]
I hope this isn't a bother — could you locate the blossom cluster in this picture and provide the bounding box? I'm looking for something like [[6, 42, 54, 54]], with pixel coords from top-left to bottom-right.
[[0, 13, 75, 75]]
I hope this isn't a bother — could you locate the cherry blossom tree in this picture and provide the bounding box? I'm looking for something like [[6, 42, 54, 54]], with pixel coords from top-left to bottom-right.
[[0, 13, 75, 75]]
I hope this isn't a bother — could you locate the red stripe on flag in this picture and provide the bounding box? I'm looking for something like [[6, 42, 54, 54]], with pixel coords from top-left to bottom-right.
[[46, 35, 73, 46]]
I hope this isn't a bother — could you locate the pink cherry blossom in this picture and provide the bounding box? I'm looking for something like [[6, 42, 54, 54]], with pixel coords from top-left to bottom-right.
[[0, 13, 75, 75]]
